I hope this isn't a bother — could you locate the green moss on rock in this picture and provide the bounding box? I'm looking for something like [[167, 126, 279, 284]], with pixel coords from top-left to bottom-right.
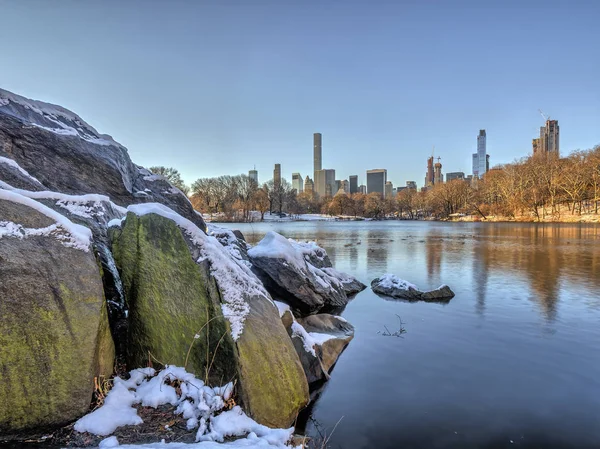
[[111, 213, 237, 383], [0, 201, 114, 436]]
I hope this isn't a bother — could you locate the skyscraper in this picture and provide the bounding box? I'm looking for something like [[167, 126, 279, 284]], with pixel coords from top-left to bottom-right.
[[446, 172, 465, 182], [304, 176, 314, 194], [273, 164, 281, 187], [406, 181, 417, 190], [434, 158, 443, 184], [384, 181, 393, 198], [248, 169, 258, 184], [292, 172, 303, 193], [367, 169, 387, 196], [359, 185, 367, 194], [425, 156, 434, 187], [534, 120, 560, 157], [472, 130, 487, 178], [315, 169, 335, 198], [349, 175, 358, 194], [313, 133, 322, 181]]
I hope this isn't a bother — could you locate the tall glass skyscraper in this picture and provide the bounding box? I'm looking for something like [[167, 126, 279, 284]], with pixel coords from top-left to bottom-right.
[[472, 130, 487, 178]]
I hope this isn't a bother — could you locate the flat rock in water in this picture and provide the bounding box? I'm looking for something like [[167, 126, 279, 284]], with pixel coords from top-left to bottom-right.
[[371, 274, 455, 303]]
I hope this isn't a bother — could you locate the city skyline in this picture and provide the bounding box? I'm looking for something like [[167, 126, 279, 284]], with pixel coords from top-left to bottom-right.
[[0, 2, 597, 188]]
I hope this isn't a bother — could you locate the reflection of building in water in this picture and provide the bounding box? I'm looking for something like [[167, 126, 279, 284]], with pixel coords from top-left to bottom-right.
[[425, 235, 443, 279], [366, 230, 388, 274], [472, 241, 490, 316]]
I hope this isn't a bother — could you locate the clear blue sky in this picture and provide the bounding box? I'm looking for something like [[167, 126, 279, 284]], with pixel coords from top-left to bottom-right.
[[1, 0, 598, 188]]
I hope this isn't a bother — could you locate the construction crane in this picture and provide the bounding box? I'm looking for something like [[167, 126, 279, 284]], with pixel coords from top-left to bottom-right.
[[539, 109, 551, 122]]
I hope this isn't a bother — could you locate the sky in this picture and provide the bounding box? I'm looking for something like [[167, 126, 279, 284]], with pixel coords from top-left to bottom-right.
[[1, 0, 599, 188]]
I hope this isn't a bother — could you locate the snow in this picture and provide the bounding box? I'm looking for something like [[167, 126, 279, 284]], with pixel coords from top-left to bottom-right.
[[108, 217, 126, 228], [75, 382, 142, 435], [99, 436, 120, 448], [376, 274, 418, 291], [74, 366, 294, 448], [126, 203, 270, 340], [0, 180, 127, 218], [0, 189, 92, 251], [0, 88, 121, 147], [0, 156, 44, 186], [308, 332, 335, 345], [290, 322, 317, 357], [247, 232, 307, 272], [273, 301, 291, 318]]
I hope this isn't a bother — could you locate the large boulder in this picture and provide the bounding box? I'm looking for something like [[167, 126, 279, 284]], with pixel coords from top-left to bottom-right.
[[248, 232, 366, 314], [0, 88, 204, 231], [0, 191, 114, 437], [112, 210, 309, 428], [371, 274, 455, 302], [110, 212, 237, 383]]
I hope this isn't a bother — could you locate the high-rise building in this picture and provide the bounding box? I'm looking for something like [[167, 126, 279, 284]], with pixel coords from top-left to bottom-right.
[[359, 185, 367, 194], [341, 179, 349, 194], [273, 164, 281, 187], [425, 156, 434, 187], [534, 120, 560, 157], [434, 158, 443, 184], [446, 172, 465, 182], [335, 180, 342, 193], [304, 176, 314, 193], [472, 130, 488, 178], [248, 169, 258, 184], [367, 169, 387, 196], [406, 181, 417, 190], [384, 181, 393, 198], [315, 169, 336, 198], [349, 175, 358, 194], [313, 133, 322, 181], [292, 172, 303, 193]]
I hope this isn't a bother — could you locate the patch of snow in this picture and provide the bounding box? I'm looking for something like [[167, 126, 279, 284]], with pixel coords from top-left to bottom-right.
[[0, 156, 44, 186], [99, 436, 120, 448], [74, 381, 142, 435], [0, 189, 92, 251], [126, 203, 269, 340], [376, 274, 418, 291], [108, 217, 125, 228], [143, 174, 163, 182], [308, 332, 335, 345], [247, 232, 307, 271], [0, 181, 127, 218], [74, 366, 294, 448], [274, 301, 291, 318], [291, 322, 317, 357]]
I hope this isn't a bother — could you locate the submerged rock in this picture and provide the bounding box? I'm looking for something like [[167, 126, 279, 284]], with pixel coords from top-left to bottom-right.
[[371, 274, 455, 302], [0, 193, 114, 437], [248, 232, 366, 313]]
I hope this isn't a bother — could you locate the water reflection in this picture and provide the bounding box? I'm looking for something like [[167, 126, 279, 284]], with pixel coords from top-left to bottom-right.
[[225, 221, 600, 449]]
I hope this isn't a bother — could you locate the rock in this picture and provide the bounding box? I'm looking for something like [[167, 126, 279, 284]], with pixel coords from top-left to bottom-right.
[[297, 314, 354, 375], [110, 212, 238, 384], [248, 232, 365, 314], [0, 88, 205, 231], [420, 285, 456, 301], [371, 274, 455, 302], [0, 195, 114, 437], [275, 302, 354, 385], [113, 212, 308, 429]]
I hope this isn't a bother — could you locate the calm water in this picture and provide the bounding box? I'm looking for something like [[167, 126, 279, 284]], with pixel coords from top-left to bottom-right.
[[226, 221, 600, 449]]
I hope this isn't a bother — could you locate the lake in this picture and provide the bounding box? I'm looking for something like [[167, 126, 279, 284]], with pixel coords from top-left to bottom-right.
[[223, 220, 600, 449]]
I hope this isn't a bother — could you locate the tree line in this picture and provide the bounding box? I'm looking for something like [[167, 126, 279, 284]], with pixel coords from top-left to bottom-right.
[[151, 144, 599, 222]]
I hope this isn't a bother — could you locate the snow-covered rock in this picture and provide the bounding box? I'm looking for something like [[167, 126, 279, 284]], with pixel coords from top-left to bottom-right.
[[248, 232, 366, 313], [0, 88, 204, 231], [371, 274, 455, 302]]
